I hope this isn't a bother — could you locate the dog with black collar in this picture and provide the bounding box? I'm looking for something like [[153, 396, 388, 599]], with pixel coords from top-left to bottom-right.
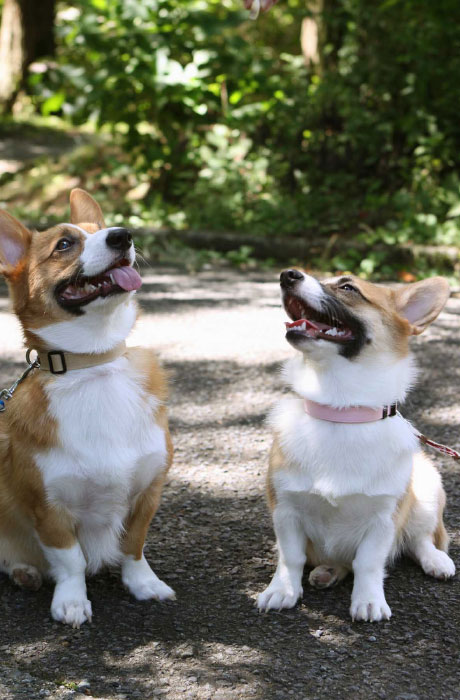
[[0, 190, 175, 627]]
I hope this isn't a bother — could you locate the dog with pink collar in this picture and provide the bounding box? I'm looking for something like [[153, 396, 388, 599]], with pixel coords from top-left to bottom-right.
[[258, 269, 455, 622]]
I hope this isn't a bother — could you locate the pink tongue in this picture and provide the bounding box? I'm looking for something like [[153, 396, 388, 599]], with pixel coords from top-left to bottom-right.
[[109, 266, 142, 291]]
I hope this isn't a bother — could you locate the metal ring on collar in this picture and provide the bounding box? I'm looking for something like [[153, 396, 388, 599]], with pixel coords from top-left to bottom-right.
[[25, 348, 40, 367]]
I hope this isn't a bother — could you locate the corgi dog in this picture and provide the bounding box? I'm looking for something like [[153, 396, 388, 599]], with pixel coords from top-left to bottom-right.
[[258, 269, 455, 622], [0, 189, 175, 628]]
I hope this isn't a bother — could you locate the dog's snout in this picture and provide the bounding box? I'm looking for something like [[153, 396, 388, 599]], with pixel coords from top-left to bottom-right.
[[280, 269, 304, 287], [106, 228, 132, 251]]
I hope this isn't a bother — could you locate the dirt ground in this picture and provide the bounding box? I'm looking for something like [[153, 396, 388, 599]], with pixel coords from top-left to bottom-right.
[[0, 266, 459, 700]]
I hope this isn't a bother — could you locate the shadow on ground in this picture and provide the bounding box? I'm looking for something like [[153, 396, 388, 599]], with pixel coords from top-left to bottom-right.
[[0, 267, 459, 699], [1, 479, 459, 699]]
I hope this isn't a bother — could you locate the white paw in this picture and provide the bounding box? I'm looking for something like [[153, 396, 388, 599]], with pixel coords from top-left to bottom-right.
[[127, 574, 176, 602], [350, 596, 391, 622], [51, 591, 92, 628], [257, 583, 302, 611], [122, 555, 175, 602], [421, 549, 455, 579]]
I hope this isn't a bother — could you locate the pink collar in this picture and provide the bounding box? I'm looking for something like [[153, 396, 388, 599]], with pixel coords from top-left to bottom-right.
[[303, 399, 460, 461], [304, 398, 398, 423]]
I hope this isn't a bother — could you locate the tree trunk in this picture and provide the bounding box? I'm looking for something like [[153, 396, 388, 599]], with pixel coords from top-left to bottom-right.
[[0, 0, 55, 113]]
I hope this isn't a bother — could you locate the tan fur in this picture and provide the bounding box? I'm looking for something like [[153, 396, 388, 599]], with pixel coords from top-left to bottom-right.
[[0, 368, 73, 572], [121, 349, 173, 561], [0, 199, 112, 347], [2, 223, 89, 342], [267, 435, 286, 511], [393, 475, 417, 539], [0, 347, 172, 573], [70, 188, 105, 229], [433, 491, 449, 552], [321, 276, 413, 358], [394, 452, 450, 554], [0, 191, 173, 597], [321, 274, 450, 358], [120, 406, 172, 561], [128, 346, 170, 405], [261, 271, 453, 609]]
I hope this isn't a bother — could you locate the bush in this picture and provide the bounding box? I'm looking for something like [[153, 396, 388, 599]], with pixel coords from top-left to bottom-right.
[[25, 0, 460, 273]]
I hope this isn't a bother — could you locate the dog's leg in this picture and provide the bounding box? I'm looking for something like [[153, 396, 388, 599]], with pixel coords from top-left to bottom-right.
[[309, 564, 349, 589], [0, 531, 45, 590], [258, 505, 306, 611], [350, 515, 394, 622], [409, 536, 455, 579], [35, 508, 91, 628], [43, 543, 92, 628], [403, 456, 455, 580], [121, 474, 175, 602], [405, 506, 455, 580]]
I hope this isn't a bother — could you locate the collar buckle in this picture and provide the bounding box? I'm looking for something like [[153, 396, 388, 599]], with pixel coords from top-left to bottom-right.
[[382, 403, 398, 419], [47, 350, 67, 375]]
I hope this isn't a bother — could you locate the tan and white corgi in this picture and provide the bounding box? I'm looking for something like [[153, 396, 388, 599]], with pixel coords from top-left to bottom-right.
[[0, 189, 175, 628], [258, 269, 455, 622]]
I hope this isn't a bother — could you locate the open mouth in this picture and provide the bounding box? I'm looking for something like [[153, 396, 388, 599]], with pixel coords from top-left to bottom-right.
[[56, 258, 142, 309], [284, 294, 355, 344]]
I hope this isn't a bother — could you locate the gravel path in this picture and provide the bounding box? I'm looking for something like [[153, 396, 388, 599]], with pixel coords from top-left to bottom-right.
[[0, 266, 459, 700]]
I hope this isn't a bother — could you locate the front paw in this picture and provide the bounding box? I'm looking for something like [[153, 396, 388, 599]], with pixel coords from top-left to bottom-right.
[[122, 555, 175, 602], [51, 584, 92, 628], [257, 582, 302, 611], [127, 574, 176, 602], [350, 595, 391, 622]]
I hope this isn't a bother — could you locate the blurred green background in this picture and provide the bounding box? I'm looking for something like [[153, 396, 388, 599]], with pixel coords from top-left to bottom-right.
[[0, 0, 460, 278]]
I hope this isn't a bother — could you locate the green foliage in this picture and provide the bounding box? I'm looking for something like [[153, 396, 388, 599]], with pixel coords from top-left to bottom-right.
[[18, 0, 460, 276]]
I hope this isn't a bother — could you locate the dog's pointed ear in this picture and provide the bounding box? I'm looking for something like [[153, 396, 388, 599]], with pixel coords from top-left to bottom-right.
[[0, 210, 32, 273], [70, 188, 106, 229], [395, 277, 450, 335]]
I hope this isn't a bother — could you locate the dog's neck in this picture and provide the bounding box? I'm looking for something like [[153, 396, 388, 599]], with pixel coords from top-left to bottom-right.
[[28, 297, 137, 354], [283, 352, 417, 409]]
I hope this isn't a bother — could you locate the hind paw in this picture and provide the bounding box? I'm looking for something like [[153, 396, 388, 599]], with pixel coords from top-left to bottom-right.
[[11, 565, 42, 591], [421, 550, 455, 580], [309, 565, 345, 589]]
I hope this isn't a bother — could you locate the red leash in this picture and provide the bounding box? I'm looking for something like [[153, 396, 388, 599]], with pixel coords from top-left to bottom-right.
[[417, 432, 460, 460]]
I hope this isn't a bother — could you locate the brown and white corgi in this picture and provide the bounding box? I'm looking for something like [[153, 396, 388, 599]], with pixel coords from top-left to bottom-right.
[[0, 189, 175, 627], [258, 269, 455, 621]]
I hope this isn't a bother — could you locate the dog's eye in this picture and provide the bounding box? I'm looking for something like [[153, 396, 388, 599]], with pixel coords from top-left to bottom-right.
[[55, 238, 74, 252], [339, 283, 357, 292]]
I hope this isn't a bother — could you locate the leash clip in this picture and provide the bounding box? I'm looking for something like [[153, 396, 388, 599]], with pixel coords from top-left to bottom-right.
[[0, 350, 40, 412]]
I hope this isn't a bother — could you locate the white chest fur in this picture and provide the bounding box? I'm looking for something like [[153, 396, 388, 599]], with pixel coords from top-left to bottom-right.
[[271, 397, 418, 565], [271, 397, 417, 502], [34, 357, 167, 572]]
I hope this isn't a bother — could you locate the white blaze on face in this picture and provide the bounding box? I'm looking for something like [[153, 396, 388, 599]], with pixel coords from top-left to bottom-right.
[[284, 272, 325, 311], [80, 227, 135, 276], [31, 225, 139, 353]]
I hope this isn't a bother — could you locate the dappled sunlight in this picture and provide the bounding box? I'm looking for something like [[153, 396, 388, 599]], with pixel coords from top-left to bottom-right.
[[0, 266, 459, 699]]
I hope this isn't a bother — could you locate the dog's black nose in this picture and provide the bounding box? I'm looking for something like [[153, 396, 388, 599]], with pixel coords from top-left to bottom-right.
[[280, 269, 304, 287], [106, 228, 132, 251]]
